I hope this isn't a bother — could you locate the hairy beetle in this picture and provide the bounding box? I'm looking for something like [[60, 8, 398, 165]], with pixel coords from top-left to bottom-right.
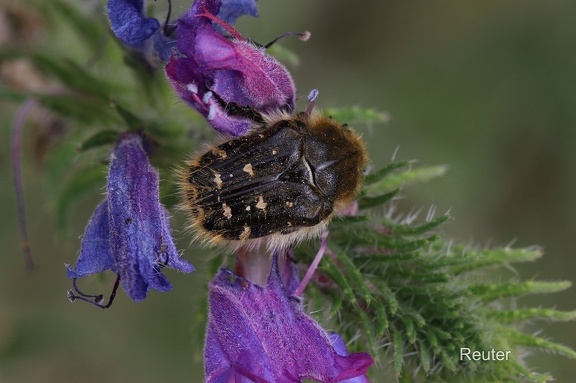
[[179, 108, 368, 250]]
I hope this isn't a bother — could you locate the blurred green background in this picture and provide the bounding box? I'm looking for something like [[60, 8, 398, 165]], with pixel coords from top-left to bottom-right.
[[1, 0, 575, 382]]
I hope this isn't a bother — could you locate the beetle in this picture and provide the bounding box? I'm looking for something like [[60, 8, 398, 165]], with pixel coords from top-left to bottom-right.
[[178, 107, 368, 251]]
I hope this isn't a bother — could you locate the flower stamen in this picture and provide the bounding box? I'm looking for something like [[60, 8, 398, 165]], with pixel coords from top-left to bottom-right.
[[161, 0, 176, 36], [263, 30, 311, 49], [293, 230, 329, 297], [305, 88, 319, 117], [67, 276, 120, 309], [196, 11, 244, 40]]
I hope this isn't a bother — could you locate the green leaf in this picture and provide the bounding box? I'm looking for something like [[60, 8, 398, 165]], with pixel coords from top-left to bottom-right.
[[29, 54, 121, 98], [486, 308, 576, 324], [38, 93, 116, 124], [334, 215, 370, 225], [364, 160, 411, 186], [56, 165, 107, 230], [471, 281, 572, 302], [332, 247, 372, 304], [0, 88, 116, 124], [324, 106, 390, 125], [392, 327, 405, 376], [0, 88, 28, 102], [450, 246, 542, 274], [364, 165, 448, 196], [78, 130, 119, 151], [320, 256, 357, 306], [418, 340, 432, 374], [373, 301, 389, 337], [49, 0, 104, 50], [358, 189, 399, 210], [113, 101, 144, 130], [391, 215, 450, 236], [508, 331, 576, 359], [266, 44, 301, 67]]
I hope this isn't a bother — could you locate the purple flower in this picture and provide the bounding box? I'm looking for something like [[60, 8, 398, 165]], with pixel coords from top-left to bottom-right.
[[329, 333, 371, 383], [107, 0, 175, 65], [66, 133, 194, 303], [219, 0, 258, 25], [165, 0, 296, 136], [205, 255, 373, 382], [106, 0, 258, 67]]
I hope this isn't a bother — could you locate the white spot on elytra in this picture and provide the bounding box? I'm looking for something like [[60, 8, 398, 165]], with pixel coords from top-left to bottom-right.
[[286, 201, 294, 208], [245, 205, 251, 211], [240, 225, 251, 240], [243, 163, 254, 176], [272, 149, 278, 155], [256, 196, 267, 210], [211, 148, 227, 159], [213, 173, 223, 189], [222, 203, 232, 219]]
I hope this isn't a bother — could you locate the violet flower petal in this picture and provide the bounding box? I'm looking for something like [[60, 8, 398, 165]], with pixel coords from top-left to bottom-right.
[[107, 0, 258, 65], [67, 133, 194, 302], [107, 0, 175, 64], [280, 252, 300, 296], [219, 0, 258, 25], [330, 333, 371, 383], [107, 0, 160, 46], [165, 0, 296, 136], [205, 256, 373, 382], [66, 200, 116, 278], [107, 134, 194, 301]]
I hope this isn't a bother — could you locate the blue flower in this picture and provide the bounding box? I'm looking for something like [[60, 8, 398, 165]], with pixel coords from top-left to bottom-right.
[[218, 0, 258, 25], [165, 0, 296, 136], [106, 0, 258, 67], [107, 0, 175, 65], [66, 133, 194, 305], [204, 255, 373, 382]]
